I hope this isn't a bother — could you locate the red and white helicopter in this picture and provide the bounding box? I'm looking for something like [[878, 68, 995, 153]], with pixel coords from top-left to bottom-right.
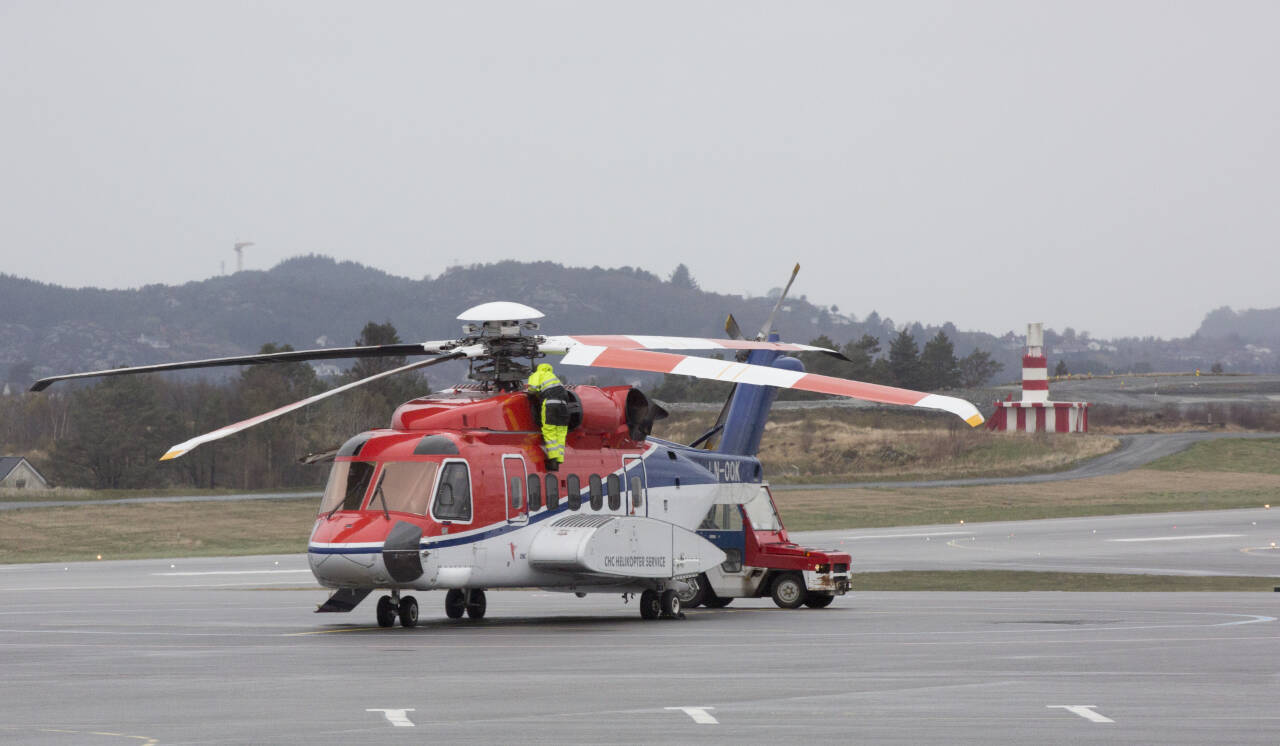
[[34, 281, 983, 626]]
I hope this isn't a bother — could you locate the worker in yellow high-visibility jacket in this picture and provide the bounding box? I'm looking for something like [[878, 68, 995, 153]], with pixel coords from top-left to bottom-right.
[[527, 363, 569, 471]]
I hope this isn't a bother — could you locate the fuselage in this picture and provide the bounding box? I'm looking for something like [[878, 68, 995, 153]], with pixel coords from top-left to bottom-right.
[[307, 385, 762, 593]]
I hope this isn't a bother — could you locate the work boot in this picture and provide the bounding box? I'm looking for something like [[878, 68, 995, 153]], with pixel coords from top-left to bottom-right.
[[546, 459, 559, 472]]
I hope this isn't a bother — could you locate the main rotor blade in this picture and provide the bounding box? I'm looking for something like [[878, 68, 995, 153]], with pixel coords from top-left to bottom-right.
[[158, 349, 473, 461], [556, 345, 984, 426], [30, 341, 460, 391], [724, 314, 744, 341], [759, 262, 800, 340], [542, 334, 846, 360]]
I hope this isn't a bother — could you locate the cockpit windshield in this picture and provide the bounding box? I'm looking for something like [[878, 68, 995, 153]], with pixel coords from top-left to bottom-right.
[[742, 488, 782, 531], [372, 461, 439, 515], [319, 461, 377, 515]]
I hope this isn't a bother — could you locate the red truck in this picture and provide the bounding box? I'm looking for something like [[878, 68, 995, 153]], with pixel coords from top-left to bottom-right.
[[679, 483, 852, 609]]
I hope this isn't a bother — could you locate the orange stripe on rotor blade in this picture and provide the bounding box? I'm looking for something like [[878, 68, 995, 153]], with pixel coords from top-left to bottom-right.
[[570, 335, 641, 348], [795, 373, 926, 406], [593, 346, 682, 373]]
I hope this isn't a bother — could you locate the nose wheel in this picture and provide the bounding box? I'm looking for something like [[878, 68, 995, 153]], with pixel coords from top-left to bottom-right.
[[375, 592, 419, 628]]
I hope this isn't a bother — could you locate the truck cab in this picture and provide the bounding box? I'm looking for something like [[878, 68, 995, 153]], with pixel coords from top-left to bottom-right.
[[682, 484, 852, 609]]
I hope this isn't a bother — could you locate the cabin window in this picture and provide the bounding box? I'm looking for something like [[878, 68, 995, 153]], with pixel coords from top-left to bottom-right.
[[606, 474, 621, 511], [371, 461, 439, 515], [527, 474, 542, 511], [545, 474, 559, 509], [432, 461, 472, 521], [697, 504, 744, 531], [509, 476, 524, 511], [318, 461, 376, 515], [566, 475, 581, 510], [589, 474, 603, 511], [630, 476, 643, 508]]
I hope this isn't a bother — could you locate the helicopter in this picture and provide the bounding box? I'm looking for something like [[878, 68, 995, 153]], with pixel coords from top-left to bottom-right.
[[32, 271, 983, 626]]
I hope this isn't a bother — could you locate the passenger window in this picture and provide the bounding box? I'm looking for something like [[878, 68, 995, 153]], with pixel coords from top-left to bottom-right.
[[725, 504, 744, 531], [630, 475, 643, 508], [528, 474, 542, 511], [566, 475, 581, 510], [606, 474, 621, 510], [509, 476, 524, 510], [589, 474, 603, 511], [545, 474, 559, 509], [698, 506, 718, 530], [432, 462, 472, 521]]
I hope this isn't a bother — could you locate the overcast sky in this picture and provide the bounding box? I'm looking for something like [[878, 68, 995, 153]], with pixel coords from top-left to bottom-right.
[[2, 1, 1276, 339]]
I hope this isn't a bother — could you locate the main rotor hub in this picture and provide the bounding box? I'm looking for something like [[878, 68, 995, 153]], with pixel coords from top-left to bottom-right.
[[455, 302, 547, 390]]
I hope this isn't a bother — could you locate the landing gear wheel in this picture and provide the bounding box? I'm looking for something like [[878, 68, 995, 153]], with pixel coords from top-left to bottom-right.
[[804, 592, 836, 609], [398, 596, 419, 627], [639, 589, 661, 620], [703, 594, 733, 609], [376, 595, 396, 627], [465, 589, 487, 619], [675, 574, 707, 609], [659, 589, 681, 618], [444, 589, 466, 619], [771, 573, 806, 609]]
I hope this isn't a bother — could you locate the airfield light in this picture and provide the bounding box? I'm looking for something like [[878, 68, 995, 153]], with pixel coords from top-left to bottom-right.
[[96, 554, 102, 560]]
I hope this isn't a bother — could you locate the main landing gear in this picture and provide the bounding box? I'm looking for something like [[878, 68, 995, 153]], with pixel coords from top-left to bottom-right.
[[638, 588, 681, 620], [445, 589, 487, 620], [376, 590, 419, 628]]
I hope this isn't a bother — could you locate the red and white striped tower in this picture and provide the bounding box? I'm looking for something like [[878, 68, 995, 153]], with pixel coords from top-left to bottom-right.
[[988, 322, 1089, 433], [1021, 322, 1049, 404]]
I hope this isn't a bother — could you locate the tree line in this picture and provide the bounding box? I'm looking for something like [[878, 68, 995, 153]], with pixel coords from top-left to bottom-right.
[[0, 322, 429, 490]]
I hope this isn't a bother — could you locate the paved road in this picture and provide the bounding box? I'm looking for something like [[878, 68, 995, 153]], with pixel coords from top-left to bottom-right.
[[0, 553, 1277, 744], [774, 430, 1280, 491], [802, 507, 1280, 578]]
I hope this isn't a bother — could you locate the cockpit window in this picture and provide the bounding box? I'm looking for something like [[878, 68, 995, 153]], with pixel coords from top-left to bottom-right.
[[373, 461, 439, 515], [318, 461, 376, 515], [432, 461, 472, 521]]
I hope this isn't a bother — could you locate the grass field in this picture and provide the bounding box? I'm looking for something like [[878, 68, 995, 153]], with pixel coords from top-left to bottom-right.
[[654, 408, 1121, 483], [0, 498, 318, 564], [773, 469, 1280, 530], [1146, 437, 1280, 474]]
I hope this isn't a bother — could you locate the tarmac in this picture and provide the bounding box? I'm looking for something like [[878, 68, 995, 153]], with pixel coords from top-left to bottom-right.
[[2, 510, 1279, 744]]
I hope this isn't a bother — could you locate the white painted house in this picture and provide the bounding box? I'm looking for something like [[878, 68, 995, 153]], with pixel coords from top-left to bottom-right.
[[0, 457, 51, 490]]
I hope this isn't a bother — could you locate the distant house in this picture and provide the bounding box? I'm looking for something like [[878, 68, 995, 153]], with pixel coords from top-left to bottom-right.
[[0, 457, 51, 490]]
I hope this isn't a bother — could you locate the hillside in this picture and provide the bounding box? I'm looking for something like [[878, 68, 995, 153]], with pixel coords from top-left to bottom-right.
[[1, 256, 1276, 387]]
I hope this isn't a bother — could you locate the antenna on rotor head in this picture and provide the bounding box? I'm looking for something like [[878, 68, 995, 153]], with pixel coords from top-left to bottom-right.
[[456, 302, 546, 390]]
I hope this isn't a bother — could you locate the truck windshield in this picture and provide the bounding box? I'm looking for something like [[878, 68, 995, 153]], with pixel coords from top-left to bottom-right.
[[319, 461, 376, 515], [373, 461, 439, 515], [742, 489, 782, 531]]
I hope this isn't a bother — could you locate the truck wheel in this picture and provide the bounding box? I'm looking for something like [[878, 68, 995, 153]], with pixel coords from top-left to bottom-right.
[[771, 573, 806, 609], [804, 592, 835, 609], [703, 594, 732, 609], [639, 589, 661, 620], [676, 575, 707, 608]]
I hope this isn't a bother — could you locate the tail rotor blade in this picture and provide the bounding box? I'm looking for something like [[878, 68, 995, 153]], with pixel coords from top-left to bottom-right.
[[759, 262, 800, 340], [724, 314, 744, 341]]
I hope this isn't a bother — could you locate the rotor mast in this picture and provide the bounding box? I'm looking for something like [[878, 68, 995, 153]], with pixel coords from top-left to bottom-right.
[[455, 302, 546, 390]]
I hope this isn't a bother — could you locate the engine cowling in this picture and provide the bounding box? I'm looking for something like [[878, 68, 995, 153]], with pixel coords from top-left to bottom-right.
[[569, 386, 667, 441]]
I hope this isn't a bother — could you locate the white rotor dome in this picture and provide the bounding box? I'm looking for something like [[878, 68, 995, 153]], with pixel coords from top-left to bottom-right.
[[457, 301, 545, 322]]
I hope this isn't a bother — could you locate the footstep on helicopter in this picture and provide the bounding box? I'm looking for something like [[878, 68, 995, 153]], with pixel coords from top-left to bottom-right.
[[32, 267, 983, 626]]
